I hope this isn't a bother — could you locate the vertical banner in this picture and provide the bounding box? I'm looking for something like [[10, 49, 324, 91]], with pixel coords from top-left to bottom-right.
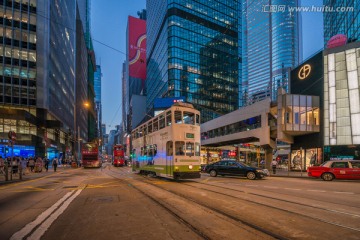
[[128, 16, 146, 80]]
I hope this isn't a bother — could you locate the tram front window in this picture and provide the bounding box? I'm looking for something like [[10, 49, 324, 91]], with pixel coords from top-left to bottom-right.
[[186, 142, 194, 156], [175, 141, 185, 155], [183, 112, 195, 124]]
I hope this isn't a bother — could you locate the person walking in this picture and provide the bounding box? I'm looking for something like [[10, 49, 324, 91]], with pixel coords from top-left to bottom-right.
[[52, 158, 58, 172], [20, 157, 27, 175], [44, 157, 49, 172], [271, 158, 278, 174], [28, 158, 35, 172]]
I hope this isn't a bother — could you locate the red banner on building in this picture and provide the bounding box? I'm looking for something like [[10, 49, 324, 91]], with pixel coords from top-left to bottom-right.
[[128, 16, 146, 80]]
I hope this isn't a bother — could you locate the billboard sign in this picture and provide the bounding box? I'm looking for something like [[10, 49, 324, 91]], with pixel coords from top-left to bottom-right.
[[128, 16, 146, 80], [153, 97, 186, 109], [326, 34, 347, 49]]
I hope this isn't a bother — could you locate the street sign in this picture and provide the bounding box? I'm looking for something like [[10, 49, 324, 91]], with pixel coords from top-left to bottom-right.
[[8, 131, 16, 141]]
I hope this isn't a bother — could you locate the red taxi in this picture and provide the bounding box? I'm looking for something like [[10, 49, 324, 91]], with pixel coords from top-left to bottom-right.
[[307, 160, 360, 181]]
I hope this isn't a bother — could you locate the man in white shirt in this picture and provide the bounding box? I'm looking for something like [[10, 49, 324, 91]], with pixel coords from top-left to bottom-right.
[[271, 159, 278, 174]]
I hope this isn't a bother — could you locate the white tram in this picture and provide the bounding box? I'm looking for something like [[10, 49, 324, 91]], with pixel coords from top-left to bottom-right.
[[131, 102, 201, 179]]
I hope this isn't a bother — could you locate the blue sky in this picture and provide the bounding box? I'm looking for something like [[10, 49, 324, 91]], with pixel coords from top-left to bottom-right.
[[92, 0, 323, 133]]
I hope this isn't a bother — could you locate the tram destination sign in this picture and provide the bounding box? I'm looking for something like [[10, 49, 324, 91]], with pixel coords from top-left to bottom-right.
[[185, 133, 194, 139]]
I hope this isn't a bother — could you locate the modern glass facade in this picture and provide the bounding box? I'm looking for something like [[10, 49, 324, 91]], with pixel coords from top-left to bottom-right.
[[94, 65, 102, 138], [241, 0, 300, 106], [324, 0, 360, 45], [146, 0, 239, 123], [0, 0, 37, 106], [0, 0, 79, 158]]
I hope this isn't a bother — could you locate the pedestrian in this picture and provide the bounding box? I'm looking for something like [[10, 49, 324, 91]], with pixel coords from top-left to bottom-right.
[[21, 157, 27, 175], [52, 158, 58, 172], [29, 158, 35, 172], [44, 157, 49, 172], [0, 156, 4, 175], [271, 158, 278, 174]]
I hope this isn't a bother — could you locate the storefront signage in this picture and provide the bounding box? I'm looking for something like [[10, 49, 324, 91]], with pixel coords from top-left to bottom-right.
[[330, 156, 354, 160], [298, 64, 311, 80]]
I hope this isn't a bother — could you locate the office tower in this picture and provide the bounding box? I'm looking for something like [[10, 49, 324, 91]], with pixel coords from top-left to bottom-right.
[[94, 65, 102, 138], [146, 0, 239, 122], [241, 0, 301, 106], [324, 0, 359, 45], [0, 0, 77, 158]]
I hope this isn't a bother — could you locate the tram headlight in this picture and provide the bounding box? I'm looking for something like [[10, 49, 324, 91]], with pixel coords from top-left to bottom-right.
[[189, 165, 193, 170], [175, 166, 179, 171]]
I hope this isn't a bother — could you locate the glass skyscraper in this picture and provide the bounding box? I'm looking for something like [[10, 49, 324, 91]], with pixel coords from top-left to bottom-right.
[[94, 65, 102, 138], [146, 0, 239, 123], [241, 0, 301, 106], [324, 0, 359, 45], [0, 0, 82, 158]]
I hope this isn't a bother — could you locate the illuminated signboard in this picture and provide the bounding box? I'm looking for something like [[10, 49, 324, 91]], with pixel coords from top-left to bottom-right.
[[185, 133, 194, 139], [326, 34, 347, 49], [298, 64, 311, 80], [154, 97, 186, 109]]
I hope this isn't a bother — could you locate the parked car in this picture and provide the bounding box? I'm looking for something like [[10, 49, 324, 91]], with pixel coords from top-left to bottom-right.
[[307, 160, 360, 181], [203, 160, 269, 180]]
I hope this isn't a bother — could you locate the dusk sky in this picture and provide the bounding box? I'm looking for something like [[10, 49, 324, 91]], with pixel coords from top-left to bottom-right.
[[92, 0, 323, 134]]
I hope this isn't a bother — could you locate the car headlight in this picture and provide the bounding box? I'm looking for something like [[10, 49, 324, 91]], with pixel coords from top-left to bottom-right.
[[256, 170, 263, 172], [189, 165, 193, 170]]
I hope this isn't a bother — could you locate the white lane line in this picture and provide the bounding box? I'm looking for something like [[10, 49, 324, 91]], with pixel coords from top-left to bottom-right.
[[284, 188, 301, 191], [333, 191, 355, 195], [28, 189, 83, 240], [307, 189, 327, 193], [10, 191, 74, 240]]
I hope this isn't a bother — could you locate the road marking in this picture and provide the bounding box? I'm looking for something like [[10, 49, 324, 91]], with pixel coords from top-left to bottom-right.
[[28, 189, 82, 240], [284, 188, 301, 191], [245, 185, 258, 187], [307, 189, 327, 193], [10, 191, 73, 240], [333, 191, 355, 195], [263, 186, 279, 189]]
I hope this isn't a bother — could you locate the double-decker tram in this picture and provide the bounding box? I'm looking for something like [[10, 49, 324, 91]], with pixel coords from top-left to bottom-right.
[[131, 102, 201, 180], [113, 144, 125, 167], [82, 142, 101, 168]]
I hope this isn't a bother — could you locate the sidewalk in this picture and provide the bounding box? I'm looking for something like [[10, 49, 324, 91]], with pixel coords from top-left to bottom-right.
[[0, 165, 77, 186], [269, 169, 309, 178]]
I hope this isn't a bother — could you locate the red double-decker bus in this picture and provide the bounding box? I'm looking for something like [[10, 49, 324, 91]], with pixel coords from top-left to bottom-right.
[[82, 142, 101, 168], [113, 144, 125, 167]]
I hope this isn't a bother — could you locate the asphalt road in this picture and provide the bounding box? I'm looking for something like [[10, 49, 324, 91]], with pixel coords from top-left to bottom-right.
[[0, 164, 359, 240]]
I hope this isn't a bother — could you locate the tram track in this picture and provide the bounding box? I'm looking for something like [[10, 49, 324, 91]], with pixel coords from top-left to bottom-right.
[[103, 168, 211, 240], [188, 180, 360, 218], [105, 167, 284, 240], [175, 180, 360, 233], [106, 167, 360, 239]]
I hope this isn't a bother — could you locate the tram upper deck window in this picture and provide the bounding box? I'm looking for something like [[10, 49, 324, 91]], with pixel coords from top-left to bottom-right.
[[196, 114, 200, 125], [175, 111, 182, 124], [153, 118, 158, 131], [183, 112, 195, 124], [148, 121, 153, 133], [159, 115, 165, 129], [166, 111, 172, 126]]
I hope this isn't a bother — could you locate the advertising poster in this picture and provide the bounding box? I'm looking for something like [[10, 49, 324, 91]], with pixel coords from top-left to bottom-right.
[[291, 149, 305, 170], [128, 16, 146, 80]]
